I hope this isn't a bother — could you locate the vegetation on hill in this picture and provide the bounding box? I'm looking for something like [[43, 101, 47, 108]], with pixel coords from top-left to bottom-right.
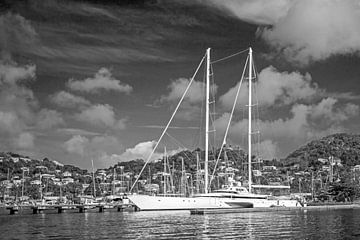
[[1, 133, 360, 202], [285, 133, 360, 169]]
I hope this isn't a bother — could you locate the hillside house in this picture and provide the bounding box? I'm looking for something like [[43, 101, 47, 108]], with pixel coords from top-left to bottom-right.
[[263, 166, 277, 171], [62, 171, 72, 177], [291, 163, 300, 170], [253, 170, 262, 177], [322, 166, 331, 171], [62, 177, 74, 184], [12, 179, 22, 186], [318, 158, 328, 164], [353, 165, 360, 171], [30, 180, 42, 185]]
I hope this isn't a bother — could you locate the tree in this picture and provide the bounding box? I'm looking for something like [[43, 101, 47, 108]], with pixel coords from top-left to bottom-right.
[[328, 182, 359, 202]]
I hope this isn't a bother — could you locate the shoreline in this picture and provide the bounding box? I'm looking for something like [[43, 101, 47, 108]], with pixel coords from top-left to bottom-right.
[[1, 202, 360, 216]]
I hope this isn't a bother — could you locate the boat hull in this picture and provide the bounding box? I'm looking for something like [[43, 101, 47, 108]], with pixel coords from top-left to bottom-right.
[[128, 195, 243, 211], [128, 194, 301, 211]]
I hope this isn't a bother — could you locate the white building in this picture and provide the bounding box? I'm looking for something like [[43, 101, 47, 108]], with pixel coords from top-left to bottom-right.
[[62, 171, 72, 177], [62, 177, 74, 184]]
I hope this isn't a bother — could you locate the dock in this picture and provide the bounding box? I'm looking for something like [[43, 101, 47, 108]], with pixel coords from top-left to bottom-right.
[[190, 204, 360, 215], [3, 203, 136, 215]]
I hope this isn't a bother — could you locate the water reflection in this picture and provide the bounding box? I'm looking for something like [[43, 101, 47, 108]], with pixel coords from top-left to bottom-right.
[[0, 209, 359, 239], [245, 213, 255, 240], [201, 214, 210, 239]]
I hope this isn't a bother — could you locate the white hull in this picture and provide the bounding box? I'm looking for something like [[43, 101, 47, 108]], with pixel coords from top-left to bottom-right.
[[128, 194, 301, 211], [128, 195, 233, 211]]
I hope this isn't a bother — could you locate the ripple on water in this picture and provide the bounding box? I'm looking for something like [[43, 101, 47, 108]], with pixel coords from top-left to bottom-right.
[[0, 209, 360, 239]]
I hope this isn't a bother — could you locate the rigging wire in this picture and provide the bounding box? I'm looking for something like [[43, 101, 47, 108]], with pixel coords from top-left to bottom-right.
[[165, 132, 194, 163], [208, 55, 249, 189], [130, 54, 206, 192], [253, 56, 265, 165], [211, 48, 250, 64]]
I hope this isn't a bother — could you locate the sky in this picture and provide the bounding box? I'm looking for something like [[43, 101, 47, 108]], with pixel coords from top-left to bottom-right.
[[1, 0, 360, 170]]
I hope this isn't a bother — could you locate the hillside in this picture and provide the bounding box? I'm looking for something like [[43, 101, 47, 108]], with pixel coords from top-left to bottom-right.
[[1, 133, 360, 201], [285, 133, 360, 169], [0, 152, 88, 181]]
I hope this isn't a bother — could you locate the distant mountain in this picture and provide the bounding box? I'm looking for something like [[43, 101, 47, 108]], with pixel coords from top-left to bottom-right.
[[285, 133, 360, 169]]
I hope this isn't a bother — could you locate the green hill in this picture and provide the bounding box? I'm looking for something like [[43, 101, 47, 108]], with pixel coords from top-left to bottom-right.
[[285, 133, 360, 169]]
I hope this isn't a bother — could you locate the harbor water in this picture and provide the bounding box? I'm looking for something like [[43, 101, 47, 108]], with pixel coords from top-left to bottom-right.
[[1, 208, 360, 239]]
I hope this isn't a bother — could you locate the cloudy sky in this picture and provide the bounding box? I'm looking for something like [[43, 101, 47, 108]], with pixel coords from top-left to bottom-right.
[[1, 0, 360, 170]]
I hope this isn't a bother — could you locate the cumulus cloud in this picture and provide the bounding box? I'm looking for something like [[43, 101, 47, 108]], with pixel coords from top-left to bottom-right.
[[63, 135, 90, 156], [309, 98, 359, 129], [257, 140, 279, 160], [64, 135, 122, 156], [200, 0, 360, 64], [214, 98, 359, 158], [50, 91, 90, 108], [0, 60, 37, 150], [116, 141, 164, 162], [0, 59, 71, 152], [0, 13, 37, 57], [75, 104, 127, 130], [220, 66, 318, 109], [0, 111, 24, 135], [36, 109, 65, 130], [258, 0, 360, 64], [199, 0, 292, 25], [0, 61, 37, 121], [159, 78, 217, 120], [63, 135, 124, 168], [0, 63, 36, 85], [160, 78, 218, 103], [67, 67, 132, 94], [15, 132, 35, 149]]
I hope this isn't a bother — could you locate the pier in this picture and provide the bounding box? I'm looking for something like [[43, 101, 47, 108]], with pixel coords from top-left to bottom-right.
[[4, 203, 135, 215]]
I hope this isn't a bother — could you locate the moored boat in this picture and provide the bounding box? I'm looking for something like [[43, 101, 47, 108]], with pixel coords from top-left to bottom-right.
[[128, 47, 301, 211]]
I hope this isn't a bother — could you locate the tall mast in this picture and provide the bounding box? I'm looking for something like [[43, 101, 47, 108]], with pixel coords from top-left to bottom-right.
[[163, 147, 167, 196], [248, 47, 253, 193], [196, 152, 200, 194], [21, 168, 25, 200], [91, 159, 96, 198], [181, 157, 185, 196], [205, 48, 210, 194], [113, 167, 116, 195]]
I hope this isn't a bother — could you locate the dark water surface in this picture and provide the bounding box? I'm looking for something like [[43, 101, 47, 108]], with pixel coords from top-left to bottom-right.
[[1, 209, 360, 239]]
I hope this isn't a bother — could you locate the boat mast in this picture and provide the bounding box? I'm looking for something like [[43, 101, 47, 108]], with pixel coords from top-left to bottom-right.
[[196, 152, 200, 194], [248, 47, 253, 193], [113, 167, 116, 195], [91, 159, 96, 198], [181, 157, 185, 196], [163, 147, 167, 196], [205, 48, 210, 194]]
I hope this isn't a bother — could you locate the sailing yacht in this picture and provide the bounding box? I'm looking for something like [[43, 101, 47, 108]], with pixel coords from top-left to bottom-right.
[[128, 48, 301, 211]]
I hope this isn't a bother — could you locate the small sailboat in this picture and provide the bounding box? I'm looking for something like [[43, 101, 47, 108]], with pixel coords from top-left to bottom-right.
[[128, 47, 301, 210]]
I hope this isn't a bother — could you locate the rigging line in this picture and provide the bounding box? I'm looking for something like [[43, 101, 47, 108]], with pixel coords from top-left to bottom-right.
[[138, 125, 199, 129], [252, 57, 262, 160], [209, 55, 249, 189], [164, 132, 186, 151], [165, 132, 194, 163], [192, 62, 206, 149], [210, 63, 217, 149], [130, 54, 206, 192], [211, 48, 250, 64]]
